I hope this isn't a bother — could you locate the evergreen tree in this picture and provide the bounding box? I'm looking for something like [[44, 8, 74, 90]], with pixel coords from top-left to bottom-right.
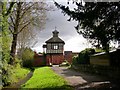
[[55, 1, 120, 65], [55, 1, 120, 53]]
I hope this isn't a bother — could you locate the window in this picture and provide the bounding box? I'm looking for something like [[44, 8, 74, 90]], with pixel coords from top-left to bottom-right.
[[53, 45, 58, 49], [51, 44, 59, 50]]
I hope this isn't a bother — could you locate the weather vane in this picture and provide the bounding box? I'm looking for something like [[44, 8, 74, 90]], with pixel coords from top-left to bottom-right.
[[55, 26, 57, 30]]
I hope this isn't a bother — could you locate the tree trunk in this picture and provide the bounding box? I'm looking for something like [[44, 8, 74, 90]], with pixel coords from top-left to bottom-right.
[[9, 2, 22, 65], [104, 44, 112, 66], [9, 34, 18, 65]]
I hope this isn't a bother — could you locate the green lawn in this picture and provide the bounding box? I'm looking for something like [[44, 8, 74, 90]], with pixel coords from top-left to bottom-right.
[[21, 67, 73, 90], [9, 65, 30, 84]]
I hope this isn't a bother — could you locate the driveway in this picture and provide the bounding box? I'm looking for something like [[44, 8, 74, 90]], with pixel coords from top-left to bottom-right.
[[51, 65, 115, 90]]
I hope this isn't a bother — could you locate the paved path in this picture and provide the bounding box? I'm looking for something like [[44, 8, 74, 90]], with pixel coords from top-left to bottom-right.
[[51, 65, 115, 90]]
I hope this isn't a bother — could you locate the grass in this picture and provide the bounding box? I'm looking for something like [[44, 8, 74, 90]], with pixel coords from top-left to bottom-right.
[[9, 64, 30, 84], [95, 48, 105, 53], [21, 67, 73, 90]]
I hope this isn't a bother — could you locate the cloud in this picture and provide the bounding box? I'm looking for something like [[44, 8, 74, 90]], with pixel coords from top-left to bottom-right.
[[64, 35, 89, 52], [32, 0, 88, 52]]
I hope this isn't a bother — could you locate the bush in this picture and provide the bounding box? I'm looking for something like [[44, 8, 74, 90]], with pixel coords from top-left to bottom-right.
[[2, 62, 14, 86], [80, 48, 95, 55], [78, 52, 89, 64], [72, 48, 95, 65], [79, 48, 95, 64], [18, 48, 34, 68], [1, 58, 22, 87], [72, 56, 78, 65]]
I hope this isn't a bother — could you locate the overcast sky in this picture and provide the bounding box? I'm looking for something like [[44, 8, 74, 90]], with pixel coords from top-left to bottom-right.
[[32, 0, 90, 52]]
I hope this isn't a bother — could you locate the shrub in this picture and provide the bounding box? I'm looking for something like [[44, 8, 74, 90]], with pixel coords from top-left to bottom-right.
[[80, 48, 95, 55], [18, 48, 34, 68], [78, 52, 89, 64], [2, 62, 14, 86], [1, 58, 23, 87], [78, 48, 95, 64], [72, 48, 95, 65], [72, 56, 78, 65]]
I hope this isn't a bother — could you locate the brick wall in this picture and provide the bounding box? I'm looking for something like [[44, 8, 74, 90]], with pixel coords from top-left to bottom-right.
[[64, 51, 73, 64], [33, 52, 46, 67], [46, 54, 64, 65]]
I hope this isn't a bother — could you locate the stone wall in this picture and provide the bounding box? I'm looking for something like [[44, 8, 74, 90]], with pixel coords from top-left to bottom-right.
[[90, 53, 110, 66], [90, 49, 120, 66]]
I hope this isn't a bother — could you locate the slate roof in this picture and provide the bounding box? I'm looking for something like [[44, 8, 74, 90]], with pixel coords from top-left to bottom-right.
[[45, 37, 65, 43], [45, 30, 65, 44]]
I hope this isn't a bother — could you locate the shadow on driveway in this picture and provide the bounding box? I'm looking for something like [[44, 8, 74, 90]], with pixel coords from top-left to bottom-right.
[[51, 66, 118, 90]]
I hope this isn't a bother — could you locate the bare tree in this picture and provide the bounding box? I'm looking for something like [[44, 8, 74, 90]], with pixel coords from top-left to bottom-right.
[[9, 1, 48, 64]]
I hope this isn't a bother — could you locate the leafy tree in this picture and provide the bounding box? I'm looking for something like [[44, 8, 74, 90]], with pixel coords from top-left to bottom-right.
[[54, 1, 120, 57], [9, 1, 47, 65]]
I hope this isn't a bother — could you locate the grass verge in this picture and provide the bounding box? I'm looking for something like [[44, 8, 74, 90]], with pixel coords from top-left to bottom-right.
[[21, 67, 73, 90], [9, 65, 30, 84]]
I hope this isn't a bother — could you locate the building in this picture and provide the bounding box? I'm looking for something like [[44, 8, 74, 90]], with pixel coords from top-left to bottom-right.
[[43, 30, 65, 65], [33, 29, 74, 66]]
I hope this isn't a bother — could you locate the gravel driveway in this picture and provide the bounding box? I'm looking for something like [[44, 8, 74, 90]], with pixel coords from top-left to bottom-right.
[[51, 65, 115, 90]]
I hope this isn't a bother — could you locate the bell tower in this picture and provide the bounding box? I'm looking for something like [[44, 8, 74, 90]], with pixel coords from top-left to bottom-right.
[[44, 29, 65, 65]]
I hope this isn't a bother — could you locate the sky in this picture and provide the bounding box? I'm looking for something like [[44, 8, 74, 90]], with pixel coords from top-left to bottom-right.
[[32, 0, 91, 53]]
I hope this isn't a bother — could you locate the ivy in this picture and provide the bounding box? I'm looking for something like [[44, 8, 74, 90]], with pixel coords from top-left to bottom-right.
[[1, 1, 13, 87]]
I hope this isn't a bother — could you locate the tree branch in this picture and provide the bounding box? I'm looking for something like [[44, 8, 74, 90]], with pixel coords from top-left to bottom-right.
[[5, 2, 16, 16], [10, 16, 15, 26], [9, 27, 14, 34], [17, 21, 31, 34], [19, 19, 33, 26], [20, 3, 35, 20]]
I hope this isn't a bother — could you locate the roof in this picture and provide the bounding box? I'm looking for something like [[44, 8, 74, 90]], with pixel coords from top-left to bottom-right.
[[45, 30, 65, 44], [91, 49, 117, 56], [45, 37, 65, 44]]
